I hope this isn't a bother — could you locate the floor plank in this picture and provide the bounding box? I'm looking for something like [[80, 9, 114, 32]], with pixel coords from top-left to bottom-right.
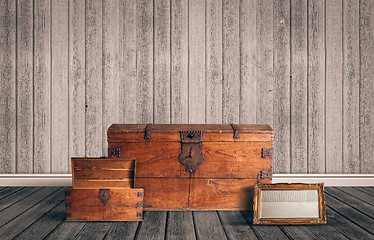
[[104, 221, 139, 240], [0, 188, 63, 240], [343, 187, 374, 205], [193, 211, 227, 240], [0, 187, 60, 227], [280, 225, 319, 240], [242, 211, 288, 240], [75, 222, 111, 240], [0, 187, 23, 200], [217, 211, 257, 240], [136, 211, 167, 240], [166, 211, 196, 240], [355, 187, 374, 197], [326, 187, 374, 216], [325, 193, 374, 234], [323, 206, 373, 240], [45, 221, 86, 240], [0, 187, 41, 211], [13, 201, 65, 240]]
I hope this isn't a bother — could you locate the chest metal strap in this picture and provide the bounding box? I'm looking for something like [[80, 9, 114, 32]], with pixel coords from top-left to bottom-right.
[[230, 123, 240, 139]]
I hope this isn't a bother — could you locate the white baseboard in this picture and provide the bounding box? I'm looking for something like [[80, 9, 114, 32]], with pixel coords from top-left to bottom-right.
[[0, 174, 373, 187]]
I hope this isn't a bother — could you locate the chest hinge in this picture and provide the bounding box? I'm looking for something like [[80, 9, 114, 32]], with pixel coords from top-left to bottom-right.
[[257, 170, 272, 183], [108, 147, 121, 158], [178, 131, 204, 173], [261, 148, 273, 159], [230, 123, 240, 139], [144, 124, 151, 140]]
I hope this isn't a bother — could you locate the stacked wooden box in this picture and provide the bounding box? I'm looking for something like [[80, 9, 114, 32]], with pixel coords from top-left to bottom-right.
[[65, 158, 144, 221]]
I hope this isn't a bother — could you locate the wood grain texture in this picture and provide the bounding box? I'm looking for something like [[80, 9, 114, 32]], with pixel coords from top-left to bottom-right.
[[45, 221, 86, 240], [343, 0, 359, 173], [290, 0, 307, 173], [69, 0, 85, 167], [359, 0, 374, 174], [193, 211, 227, 240], [154, 0, 171, 124], [136, 211, 167, 240], [85, 0, 103, 157], [119, 0, 137, 124], [103, 0, 120, 156], [34, 0, 51, 173], [136, 0, 153, 123], [17, 0, 33, 173], [326, 0, 343, 173], [308, 0, 325, 173], [167, 212, 196, 240], [273, 0, 290, 173], [322, 206, 371, 240], [188, 0, 205, 123], [206, 0, 222, 124], [239, 0, 256, 124], [51, 0, 69, 173], [217, 211, 257, 239], [65, 188, 143, 221], [171, 0, 188, 124], [256, 0, 273, 126], [324, 193, 374, 234], [0, 0, 16, 173], [0, 187, 40, 211], [0, 188, 62, 239], [75, 222, 111, 240], [105, 222, 139, 240], [13, 202, 65, 240], [222, 0, 240, 124]]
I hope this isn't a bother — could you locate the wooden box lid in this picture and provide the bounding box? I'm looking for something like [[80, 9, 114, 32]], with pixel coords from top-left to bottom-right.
[[107, 124, 273, 143]]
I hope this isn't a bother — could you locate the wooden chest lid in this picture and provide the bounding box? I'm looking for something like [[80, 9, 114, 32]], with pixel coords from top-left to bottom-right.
[[107, 124, 273, 143]]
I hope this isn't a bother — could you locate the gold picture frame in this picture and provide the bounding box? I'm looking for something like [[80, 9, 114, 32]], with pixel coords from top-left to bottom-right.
[[253, 183, 326, 225]]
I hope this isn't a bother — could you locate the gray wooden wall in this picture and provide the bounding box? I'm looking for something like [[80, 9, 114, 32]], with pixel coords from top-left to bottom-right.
[[0, 0, 373, 174]]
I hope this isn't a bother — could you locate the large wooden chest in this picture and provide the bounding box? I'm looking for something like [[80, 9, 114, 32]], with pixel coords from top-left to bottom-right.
[[107, 124, 273, 210]]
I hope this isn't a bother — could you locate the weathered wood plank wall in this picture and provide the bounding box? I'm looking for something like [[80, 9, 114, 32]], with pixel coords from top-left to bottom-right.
[[0, 0, 373, 174]]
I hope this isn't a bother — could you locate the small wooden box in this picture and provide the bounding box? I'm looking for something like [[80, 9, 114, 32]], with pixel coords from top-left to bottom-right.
[[72, 158, 136, 189], [65, 188, 144, 221]]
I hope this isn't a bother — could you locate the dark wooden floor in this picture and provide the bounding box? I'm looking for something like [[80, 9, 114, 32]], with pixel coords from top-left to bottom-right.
[[0, 187, 373, 240]]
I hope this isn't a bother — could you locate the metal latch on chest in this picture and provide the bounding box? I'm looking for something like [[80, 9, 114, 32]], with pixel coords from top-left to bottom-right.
[[178, 131, 204, 173]]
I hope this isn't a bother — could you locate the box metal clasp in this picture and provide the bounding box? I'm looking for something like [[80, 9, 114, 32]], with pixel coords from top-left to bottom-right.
[[178, 131, 204, 173]]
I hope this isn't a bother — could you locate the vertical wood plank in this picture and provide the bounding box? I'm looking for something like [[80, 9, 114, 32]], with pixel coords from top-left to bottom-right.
[[222, 0, 240, 124], [136, 0, 153, 123], [206, 0, 222, 124], [239, 0, 256, 123], [69, 0, 85, 166], [291, 0, 307, 173], [188, 0, 205, 123], [85, 0, 103, 156], [256, 0, 273, 126], [171, 0, 188, 123], [326, 0, 343, 173], [103, 0, 120, 155], [119, 0, 137, 124], [17, 0, 33, 173], [308, 0, 325, 173], [273, 0, 290, 173], [51, 0, 69, 173], [342, 0, 359, 173], [34, 0, 51, 173], [154, 0, 171, 123], [360, 0, 374, 174], [0, 0, 16, 173]]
